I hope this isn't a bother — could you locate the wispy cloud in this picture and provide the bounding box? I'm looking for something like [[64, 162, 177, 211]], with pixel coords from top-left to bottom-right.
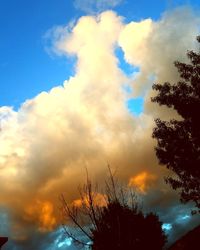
[[74, 0, 124, 13]]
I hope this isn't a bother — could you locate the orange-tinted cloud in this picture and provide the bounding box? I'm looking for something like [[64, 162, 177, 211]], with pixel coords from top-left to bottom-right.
[[24, 200, 56, 232], [129, 171, 157, 194], [72, 192, 107, 208]]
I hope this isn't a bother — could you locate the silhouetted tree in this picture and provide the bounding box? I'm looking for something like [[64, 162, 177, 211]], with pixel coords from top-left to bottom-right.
[[0, 237, 8, 250], [91, 201, 166, 250], [61, 167, 166, 249], [152, 36, 200, 212]]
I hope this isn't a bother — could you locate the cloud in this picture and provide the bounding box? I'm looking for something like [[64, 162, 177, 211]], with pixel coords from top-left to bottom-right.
[[24, 200, 56, 232], [1, 7, 200, 249], [119, 7, 200, 97], [74, 0, 124, 13], [72, 192, 107, 208], [128, 171, 157, 193]]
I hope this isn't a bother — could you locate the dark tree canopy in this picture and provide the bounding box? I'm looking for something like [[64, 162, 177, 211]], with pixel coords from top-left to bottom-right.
[[91, 200, 166, 250], [61, 168, 166, 249], [152, 36, 200, 212]]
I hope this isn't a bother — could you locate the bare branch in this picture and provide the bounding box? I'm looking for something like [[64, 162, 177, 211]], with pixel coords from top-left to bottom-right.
[[60, 194, 93, 241], [62, 223, 90, 247]]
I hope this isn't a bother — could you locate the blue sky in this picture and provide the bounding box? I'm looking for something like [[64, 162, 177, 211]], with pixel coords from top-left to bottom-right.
[[0, 0, 75, 108], [1, 1, 200, 250], [1, 0, 199, 109]]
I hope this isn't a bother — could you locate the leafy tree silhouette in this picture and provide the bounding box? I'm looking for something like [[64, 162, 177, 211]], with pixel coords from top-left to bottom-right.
[[92, 201, 166, 250], [61, 167, 166, 249], [152, 36, 200, 213], [0, 237, 8, 250]]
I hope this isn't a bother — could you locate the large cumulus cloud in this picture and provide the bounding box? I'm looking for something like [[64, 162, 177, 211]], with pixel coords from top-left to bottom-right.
[[1, 7, 200, 249]]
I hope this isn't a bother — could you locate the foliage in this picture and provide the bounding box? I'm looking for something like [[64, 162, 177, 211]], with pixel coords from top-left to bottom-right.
[[61, 167, 166, 249], [92, 201, 166, 250], [152, 36, 200, 212]]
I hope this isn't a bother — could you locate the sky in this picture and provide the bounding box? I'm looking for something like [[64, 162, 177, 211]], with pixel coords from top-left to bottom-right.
[[0, 0, 200, 249]]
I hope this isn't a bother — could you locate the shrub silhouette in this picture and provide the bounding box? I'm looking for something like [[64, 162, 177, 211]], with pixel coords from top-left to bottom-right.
[[92, 200, 166, 250], [61, 167, 166, 249]]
